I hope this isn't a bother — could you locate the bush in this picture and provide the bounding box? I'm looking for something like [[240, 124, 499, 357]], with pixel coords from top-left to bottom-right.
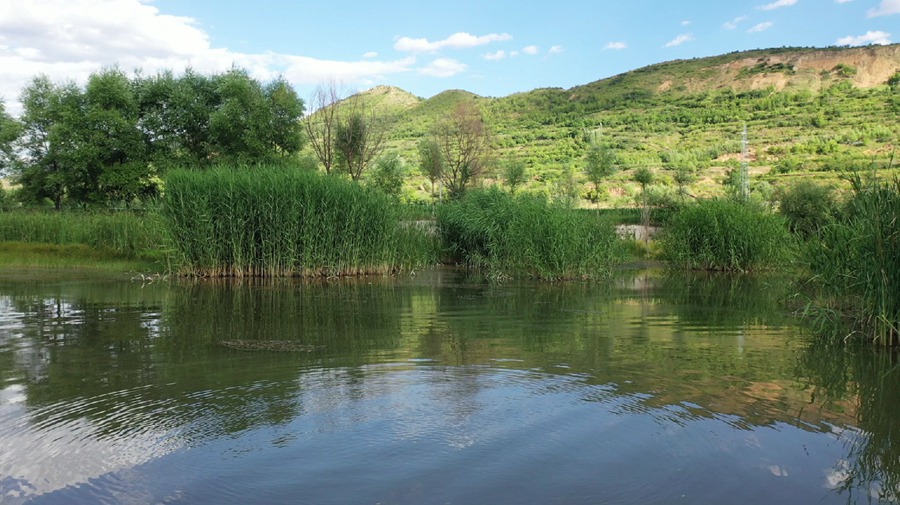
[[437, 187, 620, 279], [661, 198, 793, 272], [776, 181, 841, 238]]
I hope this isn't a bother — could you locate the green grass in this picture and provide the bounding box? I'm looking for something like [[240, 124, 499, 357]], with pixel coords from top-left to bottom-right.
[[437, 187, 622, 280], [661, 198, 794, 272], [162, 165, 438, 277], [0, 210, 165, 262], [804, 173, 900, 345], [0, 241, 164, 272]]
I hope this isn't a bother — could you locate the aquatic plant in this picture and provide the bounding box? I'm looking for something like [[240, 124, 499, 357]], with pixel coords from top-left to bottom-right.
[[437, 187, 620, 280], [804, 174, 900, 345], [661, 198, 793, 272], [162, 165, 437, 277]]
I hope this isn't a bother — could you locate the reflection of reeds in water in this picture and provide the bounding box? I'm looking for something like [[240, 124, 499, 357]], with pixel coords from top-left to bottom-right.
[[805, 174, 900, 346], [162, 166, 437, 278], [800, 331, 900, 501]]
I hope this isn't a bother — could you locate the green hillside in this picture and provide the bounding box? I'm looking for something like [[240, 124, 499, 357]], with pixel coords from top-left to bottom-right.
[[350, 44, 900, 206]]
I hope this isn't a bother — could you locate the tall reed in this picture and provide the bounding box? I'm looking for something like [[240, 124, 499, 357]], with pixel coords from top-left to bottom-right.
[[0, 210, 165, 258], [162, 166, 436, 277], [804, 174, 900, 345], [661, 198, 793, 272], [437, 188, 620, 280]]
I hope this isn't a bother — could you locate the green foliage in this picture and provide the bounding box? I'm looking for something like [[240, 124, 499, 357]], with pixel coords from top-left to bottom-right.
[[0, 209, 165, 258], [832, 63, 857, 78], [889, 71, 900, 87], [501, 159, 528, 193], [662, 199, 793, 272], [776, 181, 841, 238], [804, 174, 900, 345], [583, 135, 618, 187], [162, 165, 436, 277], [367, 152, 406, 198], [436, 187, 620, 280]]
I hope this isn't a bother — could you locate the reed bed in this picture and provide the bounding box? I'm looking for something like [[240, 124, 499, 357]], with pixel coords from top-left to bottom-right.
[[437, 188, 620, 280], [162, 166, 436, 277], [804, 174, 900, 346], [0, 210, 165, 258], [661, 198, 793, 272]]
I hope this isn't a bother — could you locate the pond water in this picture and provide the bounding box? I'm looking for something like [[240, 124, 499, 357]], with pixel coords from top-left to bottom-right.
[[0, 269, 898, 505]]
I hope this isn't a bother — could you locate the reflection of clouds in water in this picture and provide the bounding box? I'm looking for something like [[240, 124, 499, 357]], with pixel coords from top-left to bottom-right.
[[768, 465, 788, 477], [0, 395, 183, 502], [826, 459, 851, 489]]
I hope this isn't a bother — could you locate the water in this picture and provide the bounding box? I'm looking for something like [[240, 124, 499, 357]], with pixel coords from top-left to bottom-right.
[[0, 269, 898, 504]]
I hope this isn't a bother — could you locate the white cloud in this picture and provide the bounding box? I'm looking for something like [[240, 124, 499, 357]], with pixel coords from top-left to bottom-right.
[[394, 32, 512, 53], [758, 0, 797, 10], [548, 45, 564, 54], [522, 45, 539, 55], [0, 0, 419, 114], [664, 33, 694, 47], [605, 41, 628, 50], [362, 51, 378, 58], [835, 0, 854, 3], [419, 58, 467, 77], [747, 21, 774, 33], [509, 50, 520, 57], [681, 20, 692, 26], [836, 30, 893, 45], [484, 50, 506, 61], [867, 0, 900, 16], [723, 16, 749, 29]]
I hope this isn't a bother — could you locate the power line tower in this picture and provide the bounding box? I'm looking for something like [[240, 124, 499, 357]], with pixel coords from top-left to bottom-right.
[[740, 123, 750, 201]]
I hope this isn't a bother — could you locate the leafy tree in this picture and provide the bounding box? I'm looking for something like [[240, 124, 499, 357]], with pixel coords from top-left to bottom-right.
[[431, 101, 492, 199], [673, 167, 696, 202], [418, 138, 443, 198], [0, 102, 21, 174], [583, 131, 618, 190], [633, 167, 655, 228], [368, 152, 406, 198], [334, 99, 387, 180], [888, 71, 900, 88], [502, 159, 527, 194]]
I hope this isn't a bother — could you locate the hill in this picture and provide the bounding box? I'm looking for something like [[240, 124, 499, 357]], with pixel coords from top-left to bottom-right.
[[348, 45, 900, 205]]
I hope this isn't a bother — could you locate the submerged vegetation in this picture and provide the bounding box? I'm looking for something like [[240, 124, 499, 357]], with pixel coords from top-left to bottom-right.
[[162, 166, 436, 277], [437, 188, 620, 280]]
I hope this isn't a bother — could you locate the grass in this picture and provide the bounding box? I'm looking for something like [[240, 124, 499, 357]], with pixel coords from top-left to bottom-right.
[[803, 173, 900, 346], [660, 198, 794, 272], [0, 241, 164, 273], [162, 165, 438, 277], [437, 187, 622, 280]]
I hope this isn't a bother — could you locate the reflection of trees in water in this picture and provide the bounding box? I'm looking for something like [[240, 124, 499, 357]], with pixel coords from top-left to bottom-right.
[[800, 334, 900, 503]]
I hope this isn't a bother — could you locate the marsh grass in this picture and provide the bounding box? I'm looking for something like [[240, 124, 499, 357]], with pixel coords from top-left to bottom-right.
[[0, 210, 166, 260], [0, 241, 163, 272], [661, 198, 794, 272], [804, 174, 900, 345], [437, 188, 621, 280], [162, 166, 437, 277]]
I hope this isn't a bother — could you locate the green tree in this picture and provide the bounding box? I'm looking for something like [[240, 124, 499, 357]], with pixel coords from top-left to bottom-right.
[[673, 166, 696, 202], [368, 152, 406, 198], [335, 100, 387, 181], [633, 167, 655, 228], [583, 132, 618, 191], [502, 159, 528, 194], [418, 138, 443, 199], [0, 102, 21, 174]]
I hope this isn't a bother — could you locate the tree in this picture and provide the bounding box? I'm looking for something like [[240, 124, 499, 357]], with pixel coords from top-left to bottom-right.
[[368, 152, 406, 198], [418, 138, 443, 198], [304, 82, 341, 174], [673, 166, 696, 202], [583, 130, 618, 190], [633, 167, 655, 229], [16, 75, 81, 209], [502, 159, 527, 194], [431, 101, 492, 199], [334, 98, 387, 181], [0, 102, 21, 175]]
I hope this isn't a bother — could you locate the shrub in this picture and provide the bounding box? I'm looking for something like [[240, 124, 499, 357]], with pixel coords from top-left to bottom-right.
[[661, 198, 793, 272], [776, 181, 841, 238], [437, 187, 620, 280]]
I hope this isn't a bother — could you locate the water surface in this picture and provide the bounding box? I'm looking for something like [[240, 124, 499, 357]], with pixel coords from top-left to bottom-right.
[[0, 269, 897, 504]]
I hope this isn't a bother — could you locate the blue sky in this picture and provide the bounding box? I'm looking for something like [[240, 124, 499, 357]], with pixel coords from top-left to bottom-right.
[[0, 0, 898, 113]]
